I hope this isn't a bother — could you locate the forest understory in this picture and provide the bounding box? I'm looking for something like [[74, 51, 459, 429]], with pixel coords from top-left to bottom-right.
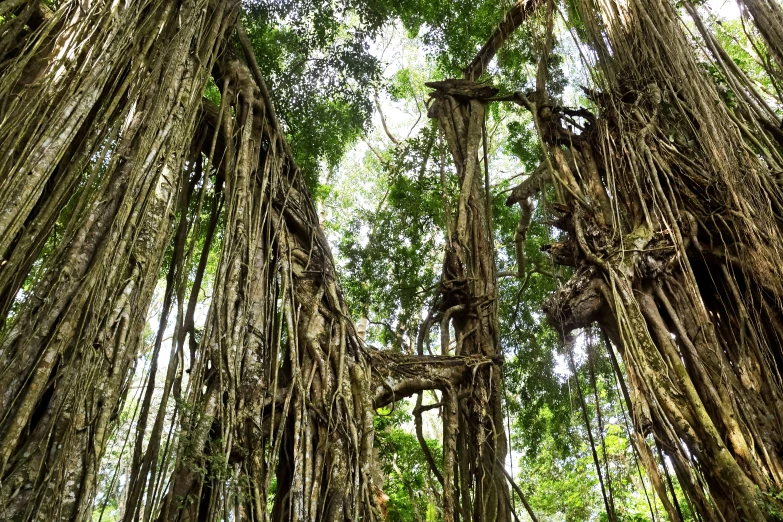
[[2, 0, 783, 521]]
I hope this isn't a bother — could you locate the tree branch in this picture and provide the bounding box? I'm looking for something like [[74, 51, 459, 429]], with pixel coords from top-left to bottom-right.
[[375, 92, 400, 144], [371, 352, 501, 408], [498, 460, 540, 522], [464, 0, 544, 81]]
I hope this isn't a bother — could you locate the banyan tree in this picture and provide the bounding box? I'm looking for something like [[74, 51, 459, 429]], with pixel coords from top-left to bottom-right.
[[1, 0, 783, 521]]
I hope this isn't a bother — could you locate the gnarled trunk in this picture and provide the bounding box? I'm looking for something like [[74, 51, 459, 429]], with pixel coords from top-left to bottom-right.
[[522, 0, 783, 519], [0, 1, 240, 519], [150, 47, 500, 522], [427, 82, 511, 522]]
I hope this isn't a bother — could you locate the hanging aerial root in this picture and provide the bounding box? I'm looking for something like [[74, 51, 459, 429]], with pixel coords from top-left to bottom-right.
[[0, 2, 241, 520]]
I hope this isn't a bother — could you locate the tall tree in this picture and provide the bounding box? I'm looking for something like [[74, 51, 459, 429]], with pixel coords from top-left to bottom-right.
[[498, 0, 783, 519], [0, 0, 240, 519], [4, 0, 783, 521], [148, 42, 502, 522]]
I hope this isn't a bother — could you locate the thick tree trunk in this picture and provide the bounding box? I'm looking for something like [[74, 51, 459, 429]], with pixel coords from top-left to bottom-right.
[[520, 0, 783, 519], [427, 83, 511, 522], [0, 1, 162, 285], [0, 3, 510, 520], [0, 1, 240, 520], [151, 43, 506, 522]]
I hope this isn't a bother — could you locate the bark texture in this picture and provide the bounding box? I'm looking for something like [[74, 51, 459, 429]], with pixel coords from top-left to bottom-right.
[[0, 3, 505, 520], [0, 1, 240, 520], [516, 0, 783, 519], [426, 82, 512, 522], [445, 0, 783, 519], [12, 0, 783, 521], [143, 43, 502, 522]]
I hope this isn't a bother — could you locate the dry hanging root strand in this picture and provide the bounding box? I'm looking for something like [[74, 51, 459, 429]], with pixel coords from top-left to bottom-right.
[[0, 1, 241, 521], [0, 0, 185, 315]]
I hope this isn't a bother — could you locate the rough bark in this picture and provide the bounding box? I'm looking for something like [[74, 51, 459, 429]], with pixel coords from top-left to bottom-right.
[[0, 1, 240, 520], [427, 85, 512, 522], [446, 0, 783, 519], [0, 4, 512, 520], [150, 45, 503, 522], [523, 0, 783, 519]]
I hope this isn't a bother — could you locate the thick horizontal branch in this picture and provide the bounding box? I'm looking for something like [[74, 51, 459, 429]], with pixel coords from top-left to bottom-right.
[[370, 351, 502, 408], [425, 79, 500, 101], [505, 163, 549, 206]]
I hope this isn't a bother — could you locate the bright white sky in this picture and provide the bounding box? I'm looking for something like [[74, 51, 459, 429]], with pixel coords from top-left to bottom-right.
[[710, 0, 741, 19]]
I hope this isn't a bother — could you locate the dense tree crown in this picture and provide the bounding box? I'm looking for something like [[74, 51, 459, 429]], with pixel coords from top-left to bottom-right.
[[1, 0, 783, 521]]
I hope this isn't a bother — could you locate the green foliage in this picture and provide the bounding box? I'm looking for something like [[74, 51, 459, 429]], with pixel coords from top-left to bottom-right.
[[242, 1, 383, 189], [375, 403, 442, 522], [511, 342, 668, 521], [204, 77, 222, 106], [335, 125, 445, 344], [712, 18, 783, 109], [761, 487, 783, 521], [505, 117, 541, 171], [390, 0, 515, 77]]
